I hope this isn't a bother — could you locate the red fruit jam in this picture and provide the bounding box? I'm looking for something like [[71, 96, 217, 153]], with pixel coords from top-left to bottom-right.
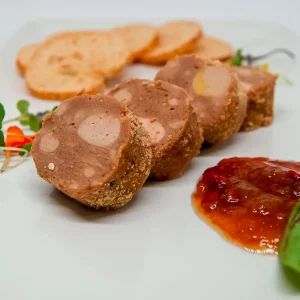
[[193, 157, 300, 254]]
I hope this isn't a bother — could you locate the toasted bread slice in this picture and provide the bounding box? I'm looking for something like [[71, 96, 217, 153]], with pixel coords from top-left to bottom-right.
[[75, 31, 132, 78], [50, 30, 132, 78], [193, 36, 233, 61], [139, 20, 202, 64], [114, 24, 158, 59], [16, 32, 92, 75], [25, 31, 131, 100], [16, 43, 39, 74], [25, 33, 106, 100]]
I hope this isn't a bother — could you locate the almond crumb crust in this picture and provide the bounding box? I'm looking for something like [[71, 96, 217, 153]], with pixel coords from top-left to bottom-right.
[[232, 66, 278, 132], [109, 78, 204, 180], [240, 85, 276, 132], [32, 94, 152, 210], [150, 109, 203, 180], [204, 76, 242, 145], [75, 115, 153, 210], [156, 55, 247, 145]]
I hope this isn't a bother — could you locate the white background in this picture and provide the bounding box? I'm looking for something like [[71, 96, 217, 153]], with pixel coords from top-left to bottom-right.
[[0, 3, 300, 300], [0, 0, 299, 45]]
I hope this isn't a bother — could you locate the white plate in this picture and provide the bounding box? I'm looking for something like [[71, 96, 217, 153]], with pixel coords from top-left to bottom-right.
[[0, 19, 300, 300]]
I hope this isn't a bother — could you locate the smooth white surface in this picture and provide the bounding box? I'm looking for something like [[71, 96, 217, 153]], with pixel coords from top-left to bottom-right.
[[0, 19, 300, 300], [0, 0, 300, 47]]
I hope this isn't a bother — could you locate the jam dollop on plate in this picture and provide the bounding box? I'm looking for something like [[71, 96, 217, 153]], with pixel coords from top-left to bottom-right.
[[193, 157, 300, 254]]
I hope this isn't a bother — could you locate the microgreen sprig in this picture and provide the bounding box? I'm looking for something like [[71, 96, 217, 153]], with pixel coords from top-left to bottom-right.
[[20, 143, 32, 156], [230, 48, 295, 85], [3, 100, 43, 132], [230, 48, 296, 66], [230, 48, 243, 66], [0, 103, 5, 147], [0, 99, 57, 172]]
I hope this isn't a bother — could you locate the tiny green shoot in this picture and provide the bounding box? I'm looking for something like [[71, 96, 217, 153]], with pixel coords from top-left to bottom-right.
[[3, 99, 31, 125], [0, 103, 5, 147], [0, 103, 5, 129], [280, 74, 294, 86], [0, 100, 57, 172], [29, 115, 42, 132], [20, 142, 32, 156], [231, 48, 294, 86], [230, 49, 243, 66], [2, 99, 53, 132], [0, 130, 4, 147], [17, 100, 30, 115], [17, 99, 31, 125]]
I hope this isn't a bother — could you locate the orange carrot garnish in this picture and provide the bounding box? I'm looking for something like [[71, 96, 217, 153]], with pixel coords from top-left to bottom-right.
[[5, 126, 25, 151], [0, 126, 33, 172]]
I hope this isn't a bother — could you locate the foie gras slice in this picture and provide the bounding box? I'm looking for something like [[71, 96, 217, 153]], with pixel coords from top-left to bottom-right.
[[109, 79, 204, 180], [31, 94, 152, 210], [232, 66, 277, 132], [155, 54, 247, 145]]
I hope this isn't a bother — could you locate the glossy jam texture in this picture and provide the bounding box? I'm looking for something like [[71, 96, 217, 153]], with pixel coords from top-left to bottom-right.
[[193, 157, 300, 254]]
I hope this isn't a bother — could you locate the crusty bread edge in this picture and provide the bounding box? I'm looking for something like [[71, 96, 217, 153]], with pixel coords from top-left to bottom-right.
[[139, 32, 202, 65], [16, 44, 39, 75]]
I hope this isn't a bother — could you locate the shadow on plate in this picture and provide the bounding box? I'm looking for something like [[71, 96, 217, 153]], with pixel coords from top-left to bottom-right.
[[48, 181, 172, 224], [49, 188, 142, 221], [200, 134, 241, 156]]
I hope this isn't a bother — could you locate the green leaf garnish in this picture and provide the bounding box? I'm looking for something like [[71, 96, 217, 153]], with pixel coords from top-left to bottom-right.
[[0, 103, 5, 129], [17, 100, 30, 115], [4, 100, 32, 125], [29, 115, 42, 132], [19, 115, 31, 125], [279, 202, 300, 274], [52, 106, 58, 111], [20, 142, 32, 156], [231, 49, 243, 66], [16, 100, 31, 125], [2, 99, 51, 132], [0, 130, 4, 147]]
